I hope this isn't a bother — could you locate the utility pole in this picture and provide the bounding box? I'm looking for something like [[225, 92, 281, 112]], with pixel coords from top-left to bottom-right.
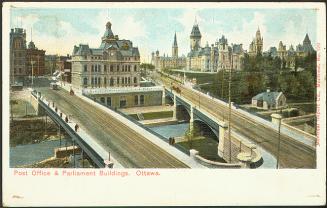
[[221, 66, 225, 121], [275, 114, 282, 169], [11, 39, 15, 85], [228, 48, 233, 163]]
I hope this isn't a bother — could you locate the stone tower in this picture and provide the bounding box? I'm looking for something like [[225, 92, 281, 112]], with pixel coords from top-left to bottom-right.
[[10, 28, 27, 84], [190, 21, 202, 51], [172, 32, 178, 58], [255, 27, 263, 54], [218, 35, 230, 70]]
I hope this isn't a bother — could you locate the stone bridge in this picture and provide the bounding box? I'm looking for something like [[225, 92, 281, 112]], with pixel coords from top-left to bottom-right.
[[164, 89, 228, 157]]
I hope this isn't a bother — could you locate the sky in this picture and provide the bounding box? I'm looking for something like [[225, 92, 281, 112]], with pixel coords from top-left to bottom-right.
[[10, 7, 317, 62]]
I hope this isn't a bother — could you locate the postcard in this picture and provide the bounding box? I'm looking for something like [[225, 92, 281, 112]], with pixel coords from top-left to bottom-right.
[[2, 2, 326, 206]]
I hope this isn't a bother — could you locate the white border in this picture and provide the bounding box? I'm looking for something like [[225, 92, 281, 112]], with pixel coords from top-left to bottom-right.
[[2, 2, 326, 206]]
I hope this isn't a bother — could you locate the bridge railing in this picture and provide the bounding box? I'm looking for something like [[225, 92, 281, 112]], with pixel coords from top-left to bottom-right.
[[82, 92, 190, 156], [34, 92, 106, 168]]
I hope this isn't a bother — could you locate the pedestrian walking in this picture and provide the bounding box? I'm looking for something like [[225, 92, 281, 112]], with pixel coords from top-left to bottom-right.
[[75, 124, 79, 132]]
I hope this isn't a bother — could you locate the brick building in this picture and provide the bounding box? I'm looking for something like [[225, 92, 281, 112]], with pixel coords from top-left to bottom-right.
[[26, 40, 46, 77]]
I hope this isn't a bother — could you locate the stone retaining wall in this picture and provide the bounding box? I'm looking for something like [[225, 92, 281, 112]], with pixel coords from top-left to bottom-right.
[[222, 133, 263, 168], [190, 149, 243, 168], [55, 145, 81, 158]]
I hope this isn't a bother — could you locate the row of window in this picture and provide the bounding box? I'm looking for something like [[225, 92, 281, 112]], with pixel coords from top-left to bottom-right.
[[99, 95, 145, 107], [13, 40, 23, 49], [83, 76, 138, 86], [12, 52, 25, 57], [89, 56, 139, 61], [13, 68, 23, 74], [13, 60, 24, 65], [83, 64, 138, 73]]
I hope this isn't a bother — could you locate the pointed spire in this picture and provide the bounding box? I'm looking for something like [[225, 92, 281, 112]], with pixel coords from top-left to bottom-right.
[[304, 33, 310, 42], [173, 32, 178, 47], [256, 26, 261, 36], [31, 28, 33, 42], [194, 16, 197, 25]]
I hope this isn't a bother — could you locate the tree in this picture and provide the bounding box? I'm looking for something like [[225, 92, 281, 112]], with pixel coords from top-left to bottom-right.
[[184, 124, 200, 149]]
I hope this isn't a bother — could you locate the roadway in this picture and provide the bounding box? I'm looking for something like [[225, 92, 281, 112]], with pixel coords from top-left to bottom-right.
[[158, 73, 316, 168], [36, 87, 189, 168]]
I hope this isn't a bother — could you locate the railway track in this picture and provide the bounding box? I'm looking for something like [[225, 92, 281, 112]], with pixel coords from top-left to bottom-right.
[[161, 76, 316, 168], [37, 87, 189, 168]]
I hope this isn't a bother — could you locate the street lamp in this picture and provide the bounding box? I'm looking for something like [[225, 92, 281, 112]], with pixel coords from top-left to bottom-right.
[[228, 47, 234, 163], [271, 113, 282, 169]]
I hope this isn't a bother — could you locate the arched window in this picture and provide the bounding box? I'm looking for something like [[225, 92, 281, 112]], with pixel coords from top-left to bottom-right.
[[134, 95, 139, 105], [134, 65, 137, 71], [134, 77, 137, 83], [110, 77, 114, 86], [140, 95, 144, 105], [83, 77, 88, 85]]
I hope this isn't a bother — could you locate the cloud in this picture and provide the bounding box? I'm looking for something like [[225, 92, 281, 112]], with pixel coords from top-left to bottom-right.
[[13, 8, 316, 61], [224, 12, 267, 51], [18, 10, 147, 56]]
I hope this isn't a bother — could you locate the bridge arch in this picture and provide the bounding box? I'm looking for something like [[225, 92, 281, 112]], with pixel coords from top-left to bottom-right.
[[193, 119, 219, 142], [176, 104, 191, 121], [165, 95, 174, 105]]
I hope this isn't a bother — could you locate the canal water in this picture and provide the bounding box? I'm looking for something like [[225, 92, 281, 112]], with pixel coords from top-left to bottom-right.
[[149, 122, 189, 139], [10, 121, 276, 168], [150, 122, 277, 168], [10, 138, 70, 167]]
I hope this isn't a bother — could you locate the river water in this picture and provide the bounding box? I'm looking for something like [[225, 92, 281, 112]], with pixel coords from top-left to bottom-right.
[[9, 122, 189, 168], [10, 138, 70, 167]]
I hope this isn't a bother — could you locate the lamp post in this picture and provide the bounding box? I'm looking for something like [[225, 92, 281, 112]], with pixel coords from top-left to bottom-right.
[[271, 113, 282, 169], [228, 48, 233, 163], [276, 115, 282, 169], [221, 66, 225, 121]]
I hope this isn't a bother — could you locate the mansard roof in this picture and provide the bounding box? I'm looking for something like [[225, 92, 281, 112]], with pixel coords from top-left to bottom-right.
[[190, 24, 201, 38], [232, 44, 243, 53], [73, 21, 140, 57]]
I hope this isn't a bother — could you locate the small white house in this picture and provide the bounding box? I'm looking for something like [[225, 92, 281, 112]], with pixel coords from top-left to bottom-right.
[[252, 89, 287, 110]]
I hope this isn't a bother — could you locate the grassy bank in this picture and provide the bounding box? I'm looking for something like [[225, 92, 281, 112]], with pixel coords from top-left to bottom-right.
[[10, 99, 36, 117], [177, 137, 226, 163], [129, 111, 173, 121]]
